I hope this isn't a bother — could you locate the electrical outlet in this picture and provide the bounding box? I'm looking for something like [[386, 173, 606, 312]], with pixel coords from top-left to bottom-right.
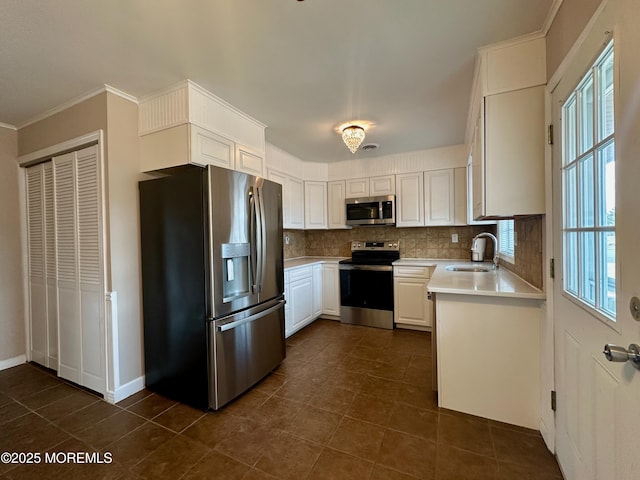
[[285, 234, 291, 245], [451, 234, 459, 243]]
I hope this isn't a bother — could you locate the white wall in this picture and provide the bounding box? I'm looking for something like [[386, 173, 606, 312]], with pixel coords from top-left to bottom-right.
[[266, 142, 328, 180], [266, 141, 467, 182], [105, 93, 144, 388], [0, 126, 26, 368], [327, 144, 467, 180]]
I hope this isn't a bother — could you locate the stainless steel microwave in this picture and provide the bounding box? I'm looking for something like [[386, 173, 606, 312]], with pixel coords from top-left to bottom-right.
[[345, 195, 395, 226]]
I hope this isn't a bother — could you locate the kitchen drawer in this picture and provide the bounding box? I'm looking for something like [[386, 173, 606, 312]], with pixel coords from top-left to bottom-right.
[[393, 265, 432, 279], [287, 265, 313, 283]]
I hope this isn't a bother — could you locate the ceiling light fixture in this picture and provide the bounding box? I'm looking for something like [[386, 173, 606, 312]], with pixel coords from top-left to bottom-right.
[[341, 125, 366, 154]]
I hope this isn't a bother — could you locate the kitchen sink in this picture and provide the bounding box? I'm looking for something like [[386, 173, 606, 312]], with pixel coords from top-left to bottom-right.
[[445, 265, 493, 273]]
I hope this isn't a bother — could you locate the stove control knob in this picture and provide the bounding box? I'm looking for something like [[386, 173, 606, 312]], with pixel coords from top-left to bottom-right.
[[393, 243, 398, 248]]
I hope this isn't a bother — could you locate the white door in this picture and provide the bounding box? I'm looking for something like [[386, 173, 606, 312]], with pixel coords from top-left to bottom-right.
[[552, 11, 640, 479], [54, 146, 106, 394], [26, 164, 49, 366]]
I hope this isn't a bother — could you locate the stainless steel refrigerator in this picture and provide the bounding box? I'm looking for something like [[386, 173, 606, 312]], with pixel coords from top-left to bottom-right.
[[139, 165, 285, 410]]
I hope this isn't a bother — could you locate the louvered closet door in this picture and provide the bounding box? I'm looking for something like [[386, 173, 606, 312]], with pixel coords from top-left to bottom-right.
[[44, 162, 58, 366], [54, 145, 105, 393], [26, 164, 48, 366]]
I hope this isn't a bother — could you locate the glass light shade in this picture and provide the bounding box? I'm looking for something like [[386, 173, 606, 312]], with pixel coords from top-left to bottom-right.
[[342, 125, 365, 153]]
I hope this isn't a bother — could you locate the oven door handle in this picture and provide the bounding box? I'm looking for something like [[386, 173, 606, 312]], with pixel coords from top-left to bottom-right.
[[339, 264, 393, 272]]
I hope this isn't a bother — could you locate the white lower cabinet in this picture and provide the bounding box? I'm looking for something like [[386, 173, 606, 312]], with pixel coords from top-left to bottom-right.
[[393, 265, 433, 329], [321, 263, 340, 316], [284, 261, 341, 337], [286, 266, 314, 337], [312, 264, 322, 318]]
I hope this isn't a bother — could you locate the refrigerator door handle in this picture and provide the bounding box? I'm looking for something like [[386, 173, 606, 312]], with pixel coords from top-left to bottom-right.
[[216, 300, 284, 332], [249, 187, 259, 293], [256, 184, 267, 292]]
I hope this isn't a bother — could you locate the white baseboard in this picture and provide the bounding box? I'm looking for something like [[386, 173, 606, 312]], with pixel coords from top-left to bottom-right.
[[104, 375, 145, 404], [0, 354, 27, 371]]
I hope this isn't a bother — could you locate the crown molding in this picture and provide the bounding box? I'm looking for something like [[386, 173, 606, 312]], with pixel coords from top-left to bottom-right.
[[0, 122, 17, 130], [104, 84, 139, 104], [543, 0, 564, 35]]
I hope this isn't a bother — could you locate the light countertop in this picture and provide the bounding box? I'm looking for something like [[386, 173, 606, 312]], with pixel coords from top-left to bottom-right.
[[284, 256, 347, 269], [284, 256, 545, 300], [426, 260, 545, 300], [393, 258, 440, 267]]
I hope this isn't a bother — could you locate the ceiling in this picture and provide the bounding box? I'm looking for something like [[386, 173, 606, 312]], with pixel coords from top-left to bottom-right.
[[0, 0, 554, 163]]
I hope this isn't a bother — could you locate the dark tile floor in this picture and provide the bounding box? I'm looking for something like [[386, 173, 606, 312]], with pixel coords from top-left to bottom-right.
[[0, 319, 563, 479]]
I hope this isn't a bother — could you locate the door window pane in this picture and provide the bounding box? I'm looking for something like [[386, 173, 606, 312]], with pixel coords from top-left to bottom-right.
[[564, 97, 577, 164], [579, 76, 594, 154], [565, 165, 577, 228], [580, 231, 596, 305], [578, 154, 594, 228], [599, 231, 616, 316], [599, 51, 615, 141], [561, 41, 615, 321], [564, 232, 578, 295], [597, 140, 615, 227]]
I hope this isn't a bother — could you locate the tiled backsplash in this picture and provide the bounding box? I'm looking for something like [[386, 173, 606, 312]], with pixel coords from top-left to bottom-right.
[[284, 215, 544, 289], [284, 225, 497, 261], [500, 215, 544, 289]]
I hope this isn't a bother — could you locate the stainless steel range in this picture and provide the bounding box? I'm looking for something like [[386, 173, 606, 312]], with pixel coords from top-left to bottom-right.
[[339, 240, 400, 330]]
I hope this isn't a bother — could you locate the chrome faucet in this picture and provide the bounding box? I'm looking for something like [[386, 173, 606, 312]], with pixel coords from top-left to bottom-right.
[[472, 232, 499, 269]]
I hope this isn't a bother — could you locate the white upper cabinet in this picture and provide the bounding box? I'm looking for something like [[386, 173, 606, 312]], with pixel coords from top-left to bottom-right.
[[268, 169, 305, 229], [397, 170, 466, 227], [235, 144, 264, 177], [190, 125, 235, 169], [453, 167, 467, 226], [327, 180, 349, 229], [345, 175, 395, 198], [396, 172, 424, 227], [289, 177, 305, 229], [345, 178, 369, 198], [370, 175, 396, 195], [483, 36, 546, 95], [482, 86, 545, 217], [424, 169, 455, 226], [139, 80, 265, 174], [467, 36, 546, 220], [304, 181, 328, 229]]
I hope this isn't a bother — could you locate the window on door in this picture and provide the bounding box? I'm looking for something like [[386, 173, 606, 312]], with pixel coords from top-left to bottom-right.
[[561, 41, 615, 321], [498, 219, 515, 264]]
